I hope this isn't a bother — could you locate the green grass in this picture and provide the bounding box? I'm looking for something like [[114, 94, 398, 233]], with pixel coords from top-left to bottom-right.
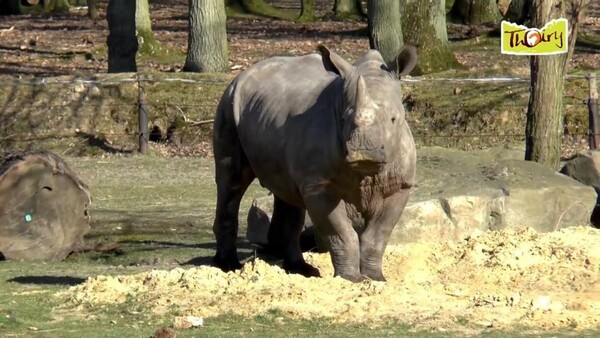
[[1, 156, 600, 337]]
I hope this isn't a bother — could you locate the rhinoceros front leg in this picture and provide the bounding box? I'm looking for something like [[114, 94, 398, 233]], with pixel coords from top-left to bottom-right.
[[303, 189, 363, 282], [360, 189, 411, 281]]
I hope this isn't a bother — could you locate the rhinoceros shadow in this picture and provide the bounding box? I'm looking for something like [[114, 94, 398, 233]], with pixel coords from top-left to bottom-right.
[[7, 275, 86, 286], [181, 239, 260, 267]]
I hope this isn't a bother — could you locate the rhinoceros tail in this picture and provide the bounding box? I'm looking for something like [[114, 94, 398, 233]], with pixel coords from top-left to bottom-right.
[[212, 77, 250, 170]]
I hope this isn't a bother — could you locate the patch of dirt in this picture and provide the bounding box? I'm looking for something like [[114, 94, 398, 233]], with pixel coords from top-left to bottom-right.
[[61, 225, 600, 334]]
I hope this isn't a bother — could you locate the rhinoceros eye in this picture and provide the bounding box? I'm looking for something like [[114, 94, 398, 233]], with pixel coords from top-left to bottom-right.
[[391, 117, 397, 123]]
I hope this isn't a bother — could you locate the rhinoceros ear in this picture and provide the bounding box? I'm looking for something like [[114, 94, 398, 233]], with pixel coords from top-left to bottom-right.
[[317, 44, 355, 78], [390, 44, 418, 78]]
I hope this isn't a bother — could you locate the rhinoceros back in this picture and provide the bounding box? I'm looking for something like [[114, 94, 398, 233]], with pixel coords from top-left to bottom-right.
[[216, 53, 343, 206]]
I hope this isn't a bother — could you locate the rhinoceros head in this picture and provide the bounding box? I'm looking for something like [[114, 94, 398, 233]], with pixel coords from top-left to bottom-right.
[[319, 45, 418, 175]]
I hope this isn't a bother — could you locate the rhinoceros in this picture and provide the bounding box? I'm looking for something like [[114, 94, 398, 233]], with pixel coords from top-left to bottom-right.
[[212, 45, 418, 282]]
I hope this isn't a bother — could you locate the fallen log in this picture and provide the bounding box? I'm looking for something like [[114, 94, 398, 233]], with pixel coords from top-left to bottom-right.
[[0, 151, 92, 261]]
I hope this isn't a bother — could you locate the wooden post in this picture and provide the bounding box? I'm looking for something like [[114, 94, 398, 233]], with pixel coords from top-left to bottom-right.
[[137, 77, 149, 155], [589, 72, 599, 150]]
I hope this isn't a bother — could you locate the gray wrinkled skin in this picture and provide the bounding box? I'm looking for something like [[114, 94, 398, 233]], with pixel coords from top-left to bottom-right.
[[212, 45, 418, 282]]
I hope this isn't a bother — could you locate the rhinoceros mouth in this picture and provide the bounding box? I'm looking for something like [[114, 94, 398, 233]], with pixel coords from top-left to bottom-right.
[[347, 159, 385, 176]]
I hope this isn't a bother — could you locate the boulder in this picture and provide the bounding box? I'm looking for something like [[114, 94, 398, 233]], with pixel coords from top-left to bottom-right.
[[246, 195, 322, 252], [559, 150, 600, 226], [394, 147, 595, 243], [246, 147, 596, 248], [246, 196, 273, 246]]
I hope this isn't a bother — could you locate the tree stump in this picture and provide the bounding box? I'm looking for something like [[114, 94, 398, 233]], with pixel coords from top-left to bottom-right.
[[0, 151, 92, 261]]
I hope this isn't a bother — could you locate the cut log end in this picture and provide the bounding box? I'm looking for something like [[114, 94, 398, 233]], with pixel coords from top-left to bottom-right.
[[0, 151, 92, 261]]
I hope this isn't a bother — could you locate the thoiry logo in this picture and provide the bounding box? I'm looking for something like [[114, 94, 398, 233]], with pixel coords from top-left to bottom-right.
[[501, 18, 568, 55]]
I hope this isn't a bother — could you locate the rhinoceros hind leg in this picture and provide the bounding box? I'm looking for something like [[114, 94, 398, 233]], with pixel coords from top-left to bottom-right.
[[212, 125, 255, 273], [269, 196, 321, 278], [283, 260, 321, 278], [214, 252, 243, 272]]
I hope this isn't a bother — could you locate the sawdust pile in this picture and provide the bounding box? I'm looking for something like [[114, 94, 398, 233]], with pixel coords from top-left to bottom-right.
[[62, 226, 600, 333]]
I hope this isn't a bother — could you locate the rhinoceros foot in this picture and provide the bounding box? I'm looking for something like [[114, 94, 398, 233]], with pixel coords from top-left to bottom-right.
[[363, 271, 386, 282], [213, 252, 243, 272], [335, 272, 367, 283], [283, 260, 321, 278]]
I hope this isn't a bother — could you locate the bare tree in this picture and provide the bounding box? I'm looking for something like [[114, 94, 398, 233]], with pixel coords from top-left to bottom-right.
[[88, 0, 99, 19], [136, 0, 159, 55], [39, 0, 69, 12], [367, 0, 402, 65], [184, 0, 229, 72], [504, 0, 532, 25], [333, 0, 364, 19], [106, 0, 138, 73], [226, 0, 294, 20], [449, 0, 502, 25], [402, 0, 460, 74], [298, 0, 315, 22], [525, 0, 590, 169]]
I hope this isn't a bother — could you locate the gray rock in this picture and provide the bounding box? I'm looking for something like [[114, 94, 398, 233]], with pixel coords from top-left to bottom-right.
[[560, 150, 600, 203], [559, 150, 600, 227], [246, 195, 272, 246], [246, 195, 320, 251], [395, 147, 595, 243], [246, 147, 596, 247]]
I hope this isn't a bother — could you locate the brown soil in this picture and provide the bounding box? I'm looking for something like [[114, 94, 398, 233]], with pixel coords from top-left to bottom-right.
[[0, 2, 598, 78], [62, 225, 600, 334]]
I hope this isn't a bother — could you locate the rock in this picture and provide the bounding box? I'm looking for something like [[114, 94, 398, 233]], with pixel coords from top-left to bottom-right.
[[531, 295, 551, 311], [392, 147, 595, 244], [154, 327, 176, 338], [560, 150, 600, 200], [509, 292, 521, 307], [246, 195, 273, 246], [560, 150, 600, 226], [246, 147, 596, 248], [246, 195, 323, 253]]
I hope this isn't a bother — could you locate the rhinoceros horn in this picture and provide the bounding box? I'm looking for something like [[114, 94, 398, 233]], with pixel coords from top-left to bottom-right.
[[354, 75, 374, 127]]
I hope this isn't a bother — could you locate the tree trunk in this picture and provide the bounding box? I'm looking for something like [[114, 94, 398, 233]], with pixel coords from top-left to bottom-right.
[[297, 0, 315, 22], [449, 0, 502, 25], [227, 0, 295, 20], [0, 152, 92, 261], [87, 0, 99, 19], [367, 0, 403, 65], [333, 0, 364, 19], [504, 0, 532, 25], [54, 0, 70, 12], [524, 0, 590, 169], [106, 0, 138, 73], [402, 0, 460, 74], [136, 0, 159, 55], [183, 0, 229, 73], [40, 0, 70, 12]]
